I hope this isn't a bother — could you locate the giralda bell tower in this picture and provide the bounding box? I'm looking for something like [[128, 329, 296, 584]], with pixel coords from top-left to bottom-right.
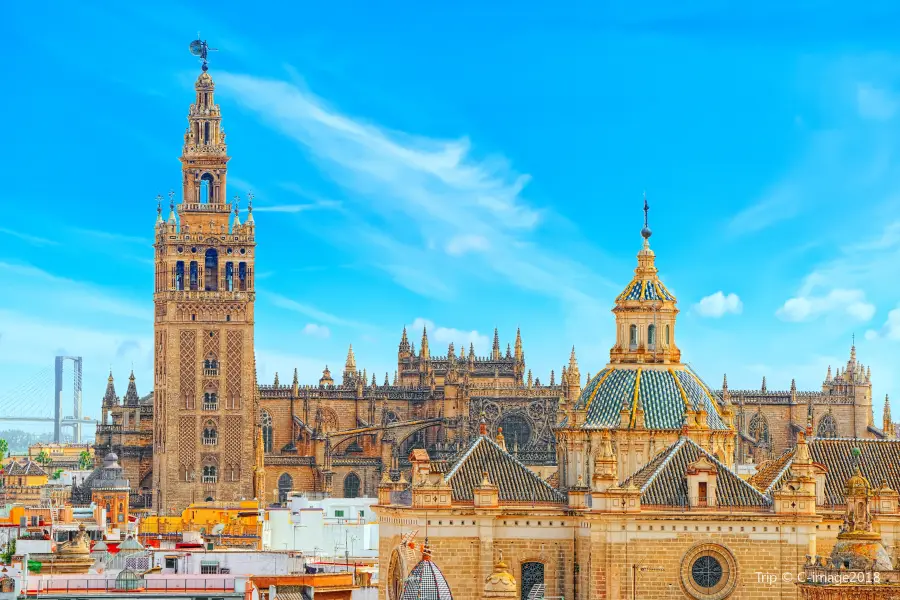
[[152, 42, 259, 513]]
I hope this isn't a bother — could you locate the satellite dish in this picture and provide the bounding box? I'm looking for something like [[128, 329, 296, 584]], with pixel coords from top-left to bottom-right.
[[189, 40, 205, 57], [211, 523, 225, 535]]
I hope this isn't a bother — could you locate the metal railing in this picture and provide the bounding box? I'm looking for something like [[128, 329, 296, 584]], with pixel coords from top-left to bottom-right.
[[27, 577, 237, 595]]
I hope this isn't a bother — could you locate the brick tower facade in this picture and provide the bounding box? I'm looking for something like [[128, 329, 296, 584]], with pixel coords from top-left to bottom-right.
[[152, 61, 259, 513]]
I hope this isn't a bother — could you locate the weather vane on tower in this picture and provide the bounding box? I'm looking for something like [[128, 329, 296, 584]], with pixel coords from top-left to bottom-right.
[[189, 34, 218, 72]]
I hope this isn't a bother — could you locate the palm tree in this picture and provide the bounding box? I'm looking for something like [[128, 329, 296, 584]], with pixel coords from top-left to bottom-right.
[[35, 450, 51, 467], [77, 450, 93, 470]]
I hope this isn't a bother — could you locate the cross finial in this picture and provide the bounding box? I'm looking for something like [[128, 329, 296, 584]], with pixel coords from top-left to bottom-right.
[[247, 191, 254, 212], [233, 194, 240, 215], [156, 194, 163, 215], [168, 190, 175, 211]]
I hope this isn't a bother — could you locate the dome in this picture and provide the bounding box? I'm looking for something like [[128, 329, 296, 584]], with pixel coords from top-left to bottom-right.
[[400, 551, 452, 600], [483, 559, 516, 594], [616, 276, 676, 303], [574, 365, 729, 430], [830, 538, 893, 571], [103, 453, 119, 466], [195, 72, 215, 90]]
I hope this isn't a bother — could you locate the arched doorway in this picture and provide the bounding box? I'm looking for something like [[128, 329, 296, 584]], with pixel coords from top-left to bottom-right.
[[521, 562, 545, 600], [343, 472, 361, 498], [278, 473, 293, 503]]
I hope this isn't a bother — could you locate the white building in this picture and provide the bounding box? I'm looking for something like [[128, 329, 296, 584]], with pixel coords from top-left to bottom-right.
[[266, 494, 378, 559]]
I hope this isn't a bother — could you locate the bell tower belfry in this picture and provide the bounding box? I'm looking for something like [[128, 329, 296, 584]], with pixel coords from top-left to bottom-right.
[[152, 41, 259, 513]]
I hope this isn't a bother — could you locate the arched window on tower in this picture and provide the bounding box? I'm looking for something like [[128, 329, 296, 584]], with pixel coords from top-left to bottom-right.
[[202, 464, 217, 483], [629, 324, 638, 349], [204, 249, 218, 291], [200, 173, 215, 203], [647, 324, 656, 348], [261, 410, 273, 453], [202, 421, 217, 446], [204, 122, 210, 144], [225, 262, 234, 291], [666, 324, 671, 346], [189, 262, 199, 291], [203, 391, 218, 411], [238, 262, 247, 291], [175, 261, 185, 291], [817, 414, 838, 438]]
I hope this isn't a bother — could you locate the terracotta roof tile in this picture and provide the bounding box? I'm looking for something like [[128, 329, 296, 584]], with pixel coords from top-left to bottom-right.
[[444, 435, 565, 505], [623, 438, 771, 507]]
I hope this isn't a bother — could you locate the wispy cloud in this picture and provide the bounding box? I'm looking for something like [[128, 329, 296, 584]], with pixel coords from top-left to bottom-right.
[[410, 317, 489, 354], [215, 71, 616, 312], [0, 227, 58, 247], [777, 287, 875, 322], [857, 83, 898, 121], [694, 292, 743, 318], [728, 183, 800, 235], [266, 292, 369, 328], [302, 323, 331, 338], [253, 200, 341, 213], [866, 305, 900, 341], [0, 262, 150, 321], [71, 228, 146, 245]]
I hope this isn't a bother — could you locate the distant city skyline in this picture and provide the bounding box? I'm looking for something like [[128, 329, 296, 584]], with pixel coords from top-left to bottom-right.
[[3, 2, 900, 431]]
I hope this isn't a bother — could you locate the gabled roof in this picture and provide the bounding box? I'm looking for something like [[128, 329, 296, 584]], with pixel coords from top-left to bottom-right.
[[5, 459, 47, 477], [768, 438, 900, 505], [623, 437, 771, 507], [748, 448, 796, 495], [443, 435, 565, 505]]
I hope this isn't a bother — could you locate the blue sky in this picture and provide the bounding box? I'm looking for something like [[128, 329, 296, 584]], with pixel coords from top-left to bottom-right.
[[2, 2, 900, 432]]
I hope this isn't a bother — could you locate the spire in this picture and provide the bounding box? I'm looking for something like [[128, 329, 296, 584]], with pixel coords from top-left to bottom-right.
[[102, 371, 118, 407], [526, 369, 533, 387], [850, 334, 857, 365], [345, 345, 356, 372], [514, 327, 523, 361], [459, 344, 466, 361], [393, 370, 399, 386], [722, 373, 728, 391], [492, 328, 501, 360], [505, 343, 512, 359], [156, 194, 164, 225], [469, 342, 476, 361], [384, 372, 390, 387], [167, 190, 177, 225], [420, 326, 429, 359], [884, 395, 893, 438], [371, 372, 377, 387], [273, 371, 280, 387], [447, 342, 455, 359], [232, 194, 241, 227], [245, 191, 255, 224], [791, 378, 796, 392], [123, 370, 139, 406], [761, 376, 767, 393], [826, 365, 832, 382], [399, 326, 410, 354], [549, 370, 555, 386]]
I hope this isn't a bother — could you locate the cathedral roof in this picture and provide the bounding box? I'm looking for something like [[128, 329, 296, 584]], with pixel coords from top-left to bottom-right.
[[616, 278, 676, 303], [574, 366, 729, 430], [623, 437, 771, 507], [748, 448, 796, 494], [443, 435, 565, 505], [768, 439, 900, 505], [400, 551, 453, 600]]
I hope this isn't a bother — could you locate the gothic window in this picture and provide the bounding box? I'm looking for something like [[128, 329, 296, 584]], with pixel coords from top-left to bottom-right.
[[204, 122, 210, 144], [629, 324, 638, 348], [202, 421, 218, 446], [204, 355, 219, 375], [200, 173, 215, 203], [748, 413, 770, 448], [817, 414, 838, 438], [277, 473, 293, 503], [204, 249, 218, 291], [343, 472, 361, 499], [225, 262, 234, 291], [228, 464, 239, 482], [175, 261, 185, 291], [521, 562, 545, 600], [189, 261, 199, 291], [202, 464, 217, 483], [648, 324, 656, 347], [203, 392, 218, 411], [261, 410, 273, 453], [238, 262, 247, 291], [497, 414, 533, 449]]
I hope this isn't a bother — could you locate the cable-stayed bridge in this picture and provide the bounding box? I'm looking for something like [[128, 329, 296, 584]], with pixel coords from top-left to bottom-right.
[[0, 356, 98, 443]]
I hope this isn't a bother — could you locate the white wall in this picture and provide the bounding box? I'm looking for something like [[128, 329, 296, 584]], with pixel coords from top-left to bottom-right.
[[265, 496, 379, 558]]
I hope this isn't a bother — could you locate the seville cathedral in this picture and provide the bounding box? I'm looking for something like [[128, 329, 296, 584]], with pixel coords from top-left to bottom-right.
[[92, 58, 900, 598]]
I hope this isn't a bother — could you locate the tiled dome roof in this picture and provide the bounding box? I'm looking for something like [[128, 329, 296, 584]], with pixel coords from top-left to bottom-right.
[[616, 278, 676, 303], [574, 365, 728, 430], [400, 549, 453, 600]]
